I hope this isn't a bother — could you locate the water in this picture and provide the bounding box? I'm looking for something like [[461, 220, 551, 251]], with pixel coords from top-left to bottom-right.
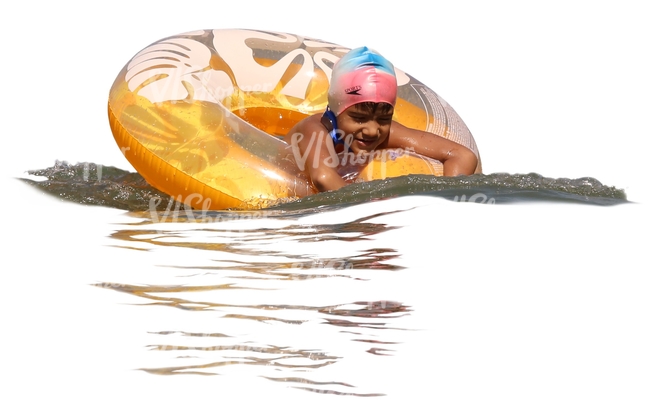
[[22, 161, 628, 211], [7, 165, 648, 414], [99, 209, 410, 397]]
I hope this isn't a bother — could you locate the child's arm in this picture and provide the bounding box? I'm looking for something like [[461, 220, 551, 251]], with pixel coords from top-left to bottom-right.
[[387, 122, 478, 176]]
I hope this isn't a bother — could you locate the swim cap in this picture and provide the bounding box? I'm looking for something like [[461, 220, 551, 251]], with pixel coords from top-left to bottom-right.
[[328, 47, 398, 116]]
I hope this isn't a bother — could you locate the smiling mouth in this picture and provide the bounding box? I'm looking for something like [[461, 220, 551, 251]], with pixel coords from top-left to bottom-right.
[[356, 137, 378, 144]]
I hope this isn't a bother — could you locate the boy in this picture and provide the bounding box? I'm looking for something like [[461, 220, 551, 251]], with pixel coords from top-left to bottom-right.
[[286, 47, 478, 192]]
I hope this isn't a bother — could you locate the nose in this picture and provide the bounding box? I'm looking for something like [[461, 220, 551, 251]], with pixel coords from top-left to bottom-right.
[[362, 121, 380, 138]]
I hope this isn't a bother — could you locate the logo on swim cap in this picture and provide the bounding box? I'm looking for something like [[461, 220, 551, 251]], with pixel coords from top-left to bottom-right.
[[328, 47, 397, 116], [345, 85, 362, 95]]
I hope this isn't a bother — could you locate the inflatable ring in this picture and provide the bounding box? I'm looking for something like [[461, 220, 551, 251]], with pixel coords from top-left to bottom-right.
[[108, 29, 481, 210]]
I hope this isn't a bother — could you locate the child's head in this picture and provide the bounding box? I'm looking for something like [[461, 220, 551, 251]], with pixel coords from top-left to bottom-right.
[[328, 47, 397, 116]]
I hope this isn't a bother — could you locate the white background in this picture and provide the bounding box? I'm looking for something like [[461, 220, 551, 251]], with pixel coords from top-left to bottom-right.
[[1, 1, 648, 414]]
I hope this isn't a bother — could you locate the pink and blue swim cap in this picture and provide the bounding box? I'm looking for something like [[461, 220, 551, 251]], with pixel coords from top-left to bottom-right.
[[328, 47, 398, 116]]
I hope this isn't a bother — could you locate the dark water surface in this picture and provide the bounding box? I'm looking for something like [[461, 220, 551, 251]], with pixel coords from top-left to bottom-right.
[[21, 161, 628, 212]]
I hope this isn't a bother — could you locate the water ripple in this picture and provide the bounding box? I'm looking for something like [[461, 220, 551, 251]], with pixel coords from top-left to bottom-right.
[[96, 209, 413, 396]]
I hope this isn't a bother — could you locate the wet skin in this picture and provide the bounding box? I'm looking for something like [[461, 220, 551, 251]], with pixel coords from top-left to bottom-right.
[[286, 103, 478, 192]]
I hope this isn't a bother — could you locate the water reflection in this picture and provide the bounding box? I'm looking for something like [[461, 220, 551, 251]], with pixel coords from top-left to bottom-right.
[[97, 208, 413, 396]]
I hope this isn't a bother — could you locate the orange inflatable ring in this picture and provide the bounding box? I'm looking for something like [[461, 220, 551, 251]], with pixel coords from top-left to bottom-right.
[[108, 29, 481, 210]]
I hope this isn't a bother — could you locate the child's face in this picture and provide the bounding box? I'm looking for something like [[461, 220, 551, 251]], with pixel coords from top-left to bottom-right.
[[338, 103, 393, 154]]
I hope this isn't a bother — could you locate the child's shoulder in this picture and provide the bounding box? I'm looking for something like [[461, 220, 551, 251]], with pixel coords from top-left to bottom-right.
[[287, 113, 326, 138]]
